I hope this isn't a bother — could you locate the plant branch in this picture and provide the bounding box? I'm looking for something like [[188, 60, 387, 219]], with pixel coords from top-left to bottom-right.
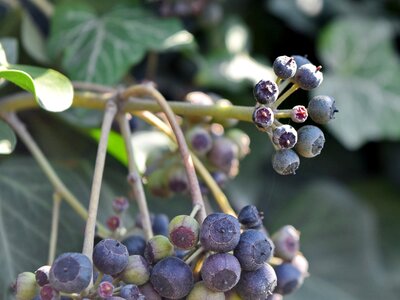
[[133, 111, 236, 217], [116, 113, 153, 240], [48, 192, 61, 265], [82, 100, 117, 263], [0, 112, 109, 237], [121, 85, 207, 223], [272, 84, 299, 109]]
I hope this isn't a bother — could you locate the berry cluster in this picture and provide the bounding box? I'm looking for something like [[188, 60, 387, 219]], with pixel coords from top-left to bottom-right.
[[13, 205, 308, 300], [253, 55, 338, 175], [145, 91, 250, 197]]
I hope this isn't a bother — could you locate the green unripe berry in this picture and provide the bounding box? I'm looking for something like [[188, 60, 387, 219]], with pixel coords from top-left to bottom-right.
[[168, 215, 200, 250], [187, 281, 225, 300], [308, 95, 338, 124], [14, 272, 38, 300], [295, 125, 325, 158], [120, 255, 150, 285], [146, 169, 171, 198], [272, 149, 300, 175], [144, 235, 174, 264]]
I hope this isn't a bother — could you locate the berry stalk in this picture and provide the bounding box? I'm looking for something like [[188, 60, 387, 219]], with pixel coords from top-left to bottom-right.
[[48, 192, 62, 265], [117, 113, 153, 240]]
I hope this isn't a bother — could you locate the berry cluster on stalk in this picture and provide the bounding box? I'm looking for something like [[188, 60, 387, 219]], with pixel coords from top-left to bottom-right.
[[253, 55, 338, 175], [13, 204, 308, 300]]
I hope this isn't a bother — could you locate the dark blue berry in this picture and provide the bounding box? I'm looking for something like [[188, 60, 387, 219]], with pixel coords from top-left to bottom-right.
[[201, 253, 241, 292], [121, 235, 146, 256], [253, 80, 279, 104], [234, 229, 274, 271], [93, 239, 129, 275], [272, 149, 300, 175], [152, 213, 170, 236], [291, 55, 310, 69], [236, 263, 277, 299], [308, 95, 338, 124], [150, 257, 194, 299], [120, 284, 145, 300], [274, 262, 304, 295], [49, 253, 92, 293], [252, 106, 274, 131], [139, 282, 162, 300], [238, 205, 263, 229], [294, 63, 323, 90], [295, 125, 325, 158], [272, 125, 298, 149], [273, 55, 297, 79], [200, 213, 241, 252]]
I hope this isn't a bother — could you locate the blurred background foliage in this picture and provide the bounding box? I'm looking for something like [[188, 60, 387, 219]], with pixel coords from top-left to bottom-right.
[[0, 0, 400, 299]]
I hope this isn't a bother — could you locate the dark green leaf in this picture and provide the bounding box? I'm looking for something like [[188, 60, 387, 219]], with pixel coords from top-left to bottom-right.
[[48, 3, 184, 84], [0, 120, 16, 155], [316, 17, 400, 149], [0, 65, 73, 112]]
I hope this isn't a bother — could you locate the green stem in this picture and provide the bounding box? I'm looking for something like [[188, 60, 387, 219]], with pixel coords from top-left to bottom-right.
[[117, 113, 153, 240], [185, 246, 204, 265], [0, 112, 109, 237], [48, 192, 61, 265], [272, 84, 299, 109], [82, 100, 117, 278], [274, 109, 292, 119]]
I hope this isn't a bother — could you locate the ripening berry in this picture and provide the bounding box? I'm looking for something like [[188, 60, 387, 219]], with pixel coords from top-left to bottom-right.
[[272, 149, 300, 175], [93, 239, 129, 275], [273, 55, 297, 79], [144, 235, 174, 264], [208, 137, 239, 174], [150, 256, 194, 299], [308, 95, 338, 124], [187, 281, 225, 300], [168, 215, 200, 250], [201, 253, 241, 292], [39, 284, 59, 300], [200, 213, 241, 252], [13, 272, 38, 300], [120, 255, 150, 285], [186, 126, 213, 156], [226, 128, 251, 159], [97, 281, 114, 298], [292, 253, 310, 277], [252, 106, 274, 131], [254, 80, 279, 104], [106, 215, 121, 231], [291, 105, 308, 123], [294, 64, 323, 90], [295, 125, 325, 158], [272, 125, 298, 149], [112, 197, 129, 214], [35, 265, 50, 287], [49, 253, 92, 293], [271, 225, 300, 261], [168, 167, 189, 194]]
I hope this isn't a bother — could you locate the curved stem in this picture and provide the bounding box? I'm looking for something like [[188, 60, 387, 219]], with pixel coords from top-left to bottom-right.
[[272, 84, 299, 109], [122, 85, 207, 223], [134, 111, 236, 217], [0, 112, 109, 237], [117, 113, 153, 240], [82, 100, 117, 269], [48, 192, 61, 265]]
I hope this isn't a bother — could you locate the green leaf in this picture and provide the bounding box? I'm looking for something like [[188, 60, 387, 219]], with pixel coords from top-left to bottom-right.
[[316, 17, 400, 149], [0, 64, 73, 112], [21, 12, 50, 64], [0, 120, 16, 155], [48, 3, 184, 84]]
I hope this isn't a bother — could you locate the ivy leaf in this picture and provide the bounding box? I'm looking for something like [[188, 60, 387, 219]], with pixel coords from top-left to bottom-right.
[[0, 120, 16, 155], [48, 3, 184, 84], [315, 17, 400, 149], [0, 64, 73, 112]]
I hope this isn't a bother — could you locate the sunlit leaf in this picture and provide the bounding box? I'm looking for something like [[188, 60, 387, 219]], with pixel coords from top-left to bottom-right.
[[0, 65, 73, 112], [316, 17, 400, 149]]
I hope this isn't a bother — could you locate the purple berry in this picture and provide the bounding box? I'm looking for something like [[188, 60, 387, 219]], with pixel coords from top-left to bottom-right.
[[139, 282, 162, 300], [238, 205, 264, 229], [93, 239, 129, 275], [274, 262, 304, 295], [272, 125, 298, 149], [208, 137, 239, 174], [273, 55, 297, 79], [120, 284, 145, 300], [168, 167, 189, 194], [40, 284, 59, 300], [35, 265, 50, 287], [150, 257, 194, 299], [49, 253, 92, 293], [186, 126, 213, 156], [252, 106, 274, 131], [291, 105, 308, 123], [112, 197, 129, 214], [200, 213, 241, 252], [106, 215, 121, 231], [98, 281, 114, 298], [253, 80, 279, 104], [201, 253, 241, 292]]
